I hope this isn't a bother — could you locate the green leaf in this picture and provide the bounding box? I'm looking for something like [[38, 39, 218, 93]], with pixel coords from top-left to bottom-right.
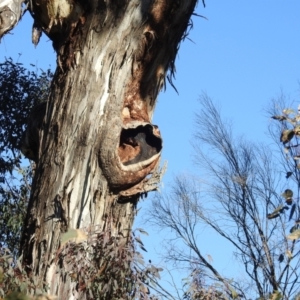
[[135, 228, 149, 236], [283, 108, 295, 115], [294, 125, 300, 135], [139, 246, 148, 252], [267, 205, 288, 219], [271, 115, 287, 121], [282, 189, 293, 204], [285, 171, 293, 179], [290, 225, 297, 233], [135, 236, 144, 246], [280, 130, 294, 144], [230, 286, 239, 299], [287, 229, 300, 240], [282, 189, 293, 198], [61, 229, 87, 246], [278, 253, 284, 263], [4, 292, 30, 300], [286, 250, 292, 259], [269, 290, 282, 300]]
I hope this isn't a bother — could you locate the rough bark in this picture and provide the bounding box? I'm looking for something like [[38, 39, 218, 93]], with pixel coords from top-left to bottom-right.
[[2, 0, 200, 298], [0, 0, 23, 38]]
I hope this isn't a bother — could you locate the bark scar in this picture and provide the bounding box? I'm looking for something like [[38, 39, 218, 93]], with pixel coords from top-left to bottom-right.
[[99, 120, 162, 193]]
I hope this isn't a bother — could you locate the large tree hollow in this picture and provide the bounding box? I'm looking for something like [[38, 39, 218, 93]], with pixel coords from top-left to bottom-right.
[[118, 124, 162, 166]]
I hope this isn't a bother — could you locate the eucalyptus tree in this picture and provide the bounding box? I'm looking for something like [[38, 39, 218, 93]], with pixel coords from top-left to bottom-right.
[[148, 94, 300, 300], [0, 59, 52, 259], [0, 0, 206, 298]]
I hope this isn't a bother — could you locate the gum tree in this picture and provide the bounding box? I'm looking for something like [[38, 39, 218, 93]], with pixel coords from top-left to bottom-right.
[[0, 0, 205, 298], [148, 95, 300, 299], [0, 59, 52, 260]]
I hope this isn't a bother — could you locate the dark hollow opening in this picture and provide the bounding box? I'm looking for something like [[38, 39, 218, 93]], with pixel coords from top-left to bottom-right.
[[119, 124, 162, 166]]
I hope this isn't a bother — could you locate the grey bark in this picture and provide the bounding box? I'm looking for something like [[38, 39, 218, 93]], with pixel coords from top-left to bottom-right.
[[2, 0, 200, 298]]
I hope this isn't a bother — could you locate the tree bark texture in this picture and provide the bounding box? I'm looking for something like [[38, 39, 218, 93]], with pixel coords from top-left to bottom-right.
[[2, 0, 199, 298], [0, 0, 23, 38]]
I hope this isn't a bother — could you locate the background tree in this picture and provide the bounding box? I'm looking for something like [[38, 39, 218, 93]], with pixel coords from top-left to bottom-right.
[[147, 94, 300, 299], [0, 58, 52, 258], [0, 0, 206, 299]]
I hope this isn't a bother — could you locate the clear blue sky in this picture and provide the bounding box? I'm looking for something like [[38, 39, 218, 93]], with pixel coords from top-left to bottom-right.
[[1, 1, 300, 297]]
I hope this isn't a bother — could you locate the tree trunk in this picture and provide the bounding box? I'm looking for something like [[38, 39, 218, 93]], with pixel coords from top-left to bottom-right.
[[2, 0, 200, 298]]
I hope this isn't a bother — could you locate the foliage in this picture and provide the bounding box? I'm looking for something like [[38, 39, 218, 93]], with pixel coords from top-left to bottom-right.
[[0, 58, 52, 257], [269, 104, 300, 237], [0, 164, 33, 259], [0, 57, 52, 177], [147, 93, 300, 299], [0, 248, 47, 299], [59, 226, 163, 299], [182, 270, 230, 300], [268, 99, 300, 229], [0, 226, 163, 300]]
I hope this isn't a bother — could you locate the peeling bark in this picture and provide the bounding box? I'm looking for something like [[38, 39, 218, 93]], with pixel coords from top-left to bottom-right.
[[0, 0, 23, 38], [8, 0, 201, 298]]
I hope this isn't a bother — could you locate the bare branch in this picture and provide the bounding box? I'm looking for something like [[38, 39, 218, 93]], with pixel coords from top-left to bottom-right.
[[147, 93, 300, 299]]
